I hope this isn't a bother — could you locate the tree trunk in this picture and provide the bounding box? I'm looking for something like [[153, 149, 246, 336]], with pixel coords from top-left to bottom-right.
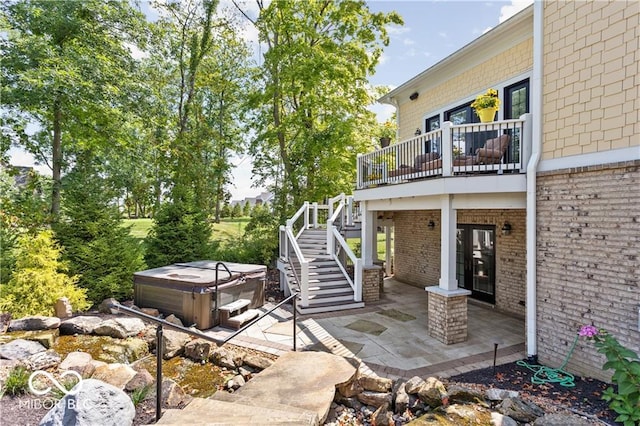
[[50, 97, 63, 218]]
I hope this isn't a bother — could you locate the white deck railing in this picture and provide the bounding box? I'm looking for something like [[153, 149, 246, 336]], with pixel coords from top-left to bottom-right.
[[357, 114, 532, 189]]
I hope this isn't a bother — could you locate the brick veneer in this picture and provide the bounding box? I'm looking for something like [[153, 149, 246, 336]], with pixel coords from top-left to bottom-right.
[[393, 209, 526, 317], [427, 291, 468, 344], [536, 161, 640, 382], [362, 265, 383, 302]]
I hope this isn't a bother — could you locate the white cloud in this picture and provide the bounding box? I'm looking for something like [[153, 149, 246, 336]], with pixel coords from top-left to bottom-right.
[[387, 25, 410, 35], [403, 38, 415, 46], [378, 52, 390, 65], [499, 0, 533, 23], [369, 103, 396, 123], [438, 31, 447, 38]]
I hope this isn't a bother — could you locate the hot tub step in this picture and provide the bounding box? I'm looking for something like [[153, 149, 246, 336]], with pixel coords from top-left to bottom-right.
[[224, 309, 260, 330]]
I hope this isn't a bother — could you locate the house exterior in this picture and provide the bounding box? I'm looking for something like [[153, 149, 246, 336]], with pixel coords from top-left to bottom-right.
[[355, 1, 639, 382]]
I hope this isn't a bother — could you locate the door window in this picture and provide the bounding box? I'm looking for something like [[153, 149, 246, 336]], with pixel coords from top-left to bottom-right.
[[456, 224, 495, 304]]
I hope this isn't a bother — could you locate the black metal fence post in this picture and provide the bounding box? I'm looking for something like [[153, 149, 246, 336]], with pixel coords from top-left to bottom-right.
[[293, 295, 297, 352], [156, 324, 163, 422]]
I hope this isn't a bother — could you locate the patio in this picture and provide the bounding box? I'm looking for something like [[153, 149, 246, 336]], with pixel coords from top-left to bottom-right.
[[204, 278, 526, 380]]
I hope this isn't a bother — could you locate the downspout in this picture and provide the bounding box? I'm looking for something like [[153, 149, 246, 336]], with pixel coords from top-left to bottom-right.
[[526, 0, 544, 362]]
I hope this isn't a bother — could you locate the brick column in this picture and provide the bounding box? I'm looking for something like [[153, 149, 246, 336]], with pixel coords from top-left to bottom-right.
[[425, 286, 470, 344], [362, 265, 383, 302]]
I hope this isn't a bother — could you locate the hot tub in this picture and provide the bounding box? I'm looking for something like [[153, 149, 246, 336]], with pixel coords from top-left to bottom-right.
[[133, 261, 266, 329]]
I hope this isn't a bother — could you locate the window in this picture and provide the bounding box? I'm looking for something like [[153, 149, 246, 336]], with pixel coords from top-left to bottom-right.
[[504, 79, 529, 119], [445, 102, 479, 125], [426, 115, 440, 131]]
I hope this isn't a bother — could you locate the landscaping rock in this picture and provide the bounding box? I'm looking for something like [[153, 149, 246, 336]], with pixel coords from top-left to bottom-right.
[[160, 329, 190, 359], [404, 375, 425, 394], [226, 374, 245, 391], [184, 339, 212, 362], [360, 374, 393, 392], [445, 403, 492, 423], [0, 338, 46, 359], [238, 366, 253, 380], [393, 380, 409, 413], [98, 298, 119, 314], [211, 347, 237, 369], [533, 413, 594, 425], [336, 373, 363, 398], [498, 397, 545, 423], [371, 402, 394, 426], [39, 379, 135, 426], [100, 338, 148, 364], [59, 316, 103, 335], [447, 384, 485, 404], [54, 297, 73, 319], [416, 377, 448, 407], [139, 308, 160, 317], [357, 391, 392, 408], [165, 314, 183, 327], [491, 412, 519, 426], [59, 351, 95, 378], [93, 318, 146, 339], [334, 395, 363, 411], [26, 349, 61, 370], [161, 378, 192, 408], [243, 353, 273, 370], [487, 387, 520, 401], [0, 329, 59, 348], [91, 363, 137, 390], [8, 316, 60, 331], [125, 369, 154, 392], [0, 313, 11, 333]]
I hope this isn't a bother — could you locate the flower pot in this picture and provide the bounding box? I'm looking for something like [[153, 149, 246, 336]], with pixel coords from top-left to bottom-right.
[[379, 137, 391, 148], [476, 107, 497, 123]]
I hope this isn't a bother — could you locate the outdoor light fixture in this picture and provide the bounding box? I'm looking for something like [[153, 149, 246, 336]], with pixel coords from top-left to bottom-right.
[[501, 222, 512, 236], [428, 220, 435, 229], [409, 91, 419, 101], [415, 128, 422, 136]]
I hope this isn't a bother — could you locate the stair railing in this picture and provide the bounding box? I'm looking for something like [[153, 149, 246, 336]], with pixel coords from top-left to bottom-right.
[[329, 227, 362, 302], [109, 295, 299, 422], [287, 201, 310, 239], [282, 224, 310, 306]]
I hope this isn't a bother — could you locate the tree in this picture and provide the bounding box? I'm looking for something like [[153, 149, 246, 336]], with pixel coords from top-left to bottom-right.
[[0, 230, 90, 317], [242, 200, 251, 217], [236, 0, 402, 218], [221, 202, 231, 218], [231, 203, 242, 218], [53, 153, 145, 304], [1, 0, 147, 217]]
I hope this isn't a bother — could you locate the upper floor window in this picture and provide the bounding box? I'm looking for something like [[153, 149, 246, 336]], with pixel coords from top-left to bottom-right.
[[504, 79, 529, 119], [445, 102, 479, 125], [426, 115, 440, 131]]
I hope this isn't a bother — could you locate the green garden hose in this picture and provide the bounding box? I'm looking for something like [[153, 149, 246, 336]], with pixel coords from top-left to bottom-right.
[[515, 334, 578, 387]]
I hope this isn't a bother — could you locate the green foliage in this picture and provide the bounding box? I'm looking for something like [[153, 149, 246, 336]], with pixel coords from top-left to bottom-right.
[[130, 384, 152, 407], [144, 189, 213, 268], [0, 230, 89, 317], [213, 204, 278, 266], [231, 203, 242, 218], [242, 201, 251, 217], [221, 203, 231, 218], [1, 366, 30, 396], [53, 156, 145, 304], [583, 327, 640, 426]]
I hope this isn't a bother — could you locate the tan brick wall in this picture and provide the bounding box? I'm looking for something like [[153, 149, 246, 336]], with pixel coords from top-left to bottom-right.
[[542, 1, 639, 160], [393, 209, 526, 317], [536, 161, 640, 382], [362, 265, 383, 302], [398, 38, 533, 141], [427, 292, 468, 344]]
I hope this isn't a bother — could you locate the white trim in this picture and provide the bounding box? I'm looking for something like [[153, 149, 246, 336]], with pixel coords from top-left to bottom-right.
[[363, 193, 526, 212], [538, 146, 640, 173]]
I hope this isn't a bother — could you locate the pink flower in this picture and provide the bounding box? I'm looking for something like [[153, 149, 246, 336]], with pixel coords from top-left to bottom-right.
[[579, 325, 599, 337]]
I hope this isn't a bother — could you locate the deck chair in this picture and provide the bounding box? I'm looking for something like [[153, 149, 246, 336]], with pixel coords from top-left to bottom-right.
[[388, 152, 440, 178], [422, 134, 511, 170]]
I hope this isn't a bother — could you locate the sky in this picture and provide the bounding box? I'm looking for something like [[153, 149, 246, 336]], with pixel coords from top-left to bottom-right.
[[7, 0, 532, 201]]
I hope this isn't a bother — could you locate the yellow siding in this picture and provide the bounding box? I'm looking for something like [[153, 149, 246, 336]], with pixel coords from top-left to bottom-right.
[[398, 38, 533, 141], [542, 1, 639, 160]]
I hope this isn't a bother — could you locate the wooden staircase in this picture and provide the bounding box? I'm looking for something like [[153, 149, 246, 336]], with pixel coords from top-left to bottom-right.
[[283, 229, 364, 315]]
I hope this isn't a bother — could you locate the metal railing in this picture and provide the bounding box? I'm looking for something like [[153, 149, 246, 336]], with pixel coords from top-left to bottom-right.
[[357, 114, 531, 189], [109, 294, 299, 422]]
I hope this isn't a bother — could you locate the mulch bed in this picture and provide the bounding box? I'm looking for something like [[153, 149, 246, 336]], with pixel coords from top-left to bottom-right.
[[448, 361, 619, 424]]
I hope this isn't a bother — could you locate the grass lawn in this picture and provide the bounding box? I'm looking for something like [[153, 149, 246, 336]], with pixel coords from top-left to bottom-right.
[[122, 217, 250, 243], [347, 231, 390, 260]]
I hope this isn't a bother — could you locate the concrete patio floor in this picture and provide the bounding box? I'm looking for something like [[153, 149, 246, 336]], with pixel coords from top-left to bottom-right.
[[204, 278, 526, 380]]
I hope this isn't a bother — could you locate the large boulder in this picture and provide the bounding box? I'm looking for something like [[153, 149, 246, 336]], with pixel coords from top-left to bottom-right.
[[161, 378, 192, 408], [125, 369, 154, 392], [99, 338, 148, 364], [60, 316, 103, 335], [54, 298, 73, 319], [416, 377, 448, 408], [39, 379, 135, 426], [359, 374, 393, 393], [0, 338, 46, 359], [93, 318, 146, 339], [0, 329, 58, 348], [160, 329, 190, 359], [26, 349, 61, 370], [9, 316, 60, 332], [184, 339, 212, 362], [356, 391, 392, 408], [404, 376, 425, 395], [533, 413, 593, 425], [243, 353, 274, 370]]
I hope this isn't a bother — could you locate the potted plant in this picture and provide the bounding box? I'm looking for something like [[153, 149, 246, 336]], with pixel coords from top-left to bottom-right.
[[470, 88, 501, 122], [378, 120, 396, 148]]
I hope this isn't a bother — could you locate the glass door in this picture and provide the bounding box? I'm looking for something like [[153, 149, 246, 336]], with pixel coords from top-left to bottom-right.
[[456, 224, 495, 304]]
